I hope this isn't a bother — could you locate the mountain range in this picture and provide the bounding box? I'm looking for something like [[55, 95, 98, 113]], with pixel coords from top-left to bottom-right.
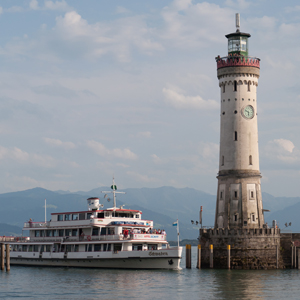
[[0, 186, 299, 240]]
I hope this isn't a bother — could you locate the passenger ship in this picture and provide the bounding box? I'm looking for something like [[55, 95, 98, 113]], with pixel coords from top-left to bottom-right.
[[10, 180, 182, 269]]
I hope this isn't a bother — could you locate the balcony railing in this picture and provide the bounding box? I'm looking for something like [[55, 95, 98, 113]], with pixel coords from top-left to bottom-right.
[[216, 56, 260, 69], [23, 221, 50, 228]]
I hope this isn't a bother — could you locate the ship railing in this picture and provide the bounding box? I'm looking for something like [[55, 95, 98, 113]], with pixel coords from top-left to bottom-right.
[[23, 221, 50, 228]]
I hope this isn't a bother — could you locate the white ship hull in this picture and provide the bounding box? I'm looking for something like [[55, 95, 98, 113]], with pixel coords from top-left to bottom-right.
[[10, 248, 182, 269]]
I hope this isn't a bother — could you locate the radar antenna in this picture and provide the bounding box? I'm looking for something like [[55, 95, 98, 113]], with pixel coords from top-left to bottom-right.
[[236, 13, 240, 32]]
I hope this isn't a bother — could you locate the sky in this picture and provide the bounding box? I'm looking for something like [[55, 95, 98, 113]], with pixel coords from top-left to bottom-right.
[[0, 0, 299, 197]]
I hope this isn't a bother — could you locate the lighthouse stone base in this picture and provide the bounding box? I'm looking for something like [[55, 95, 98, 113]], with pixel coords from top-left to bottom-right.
[[200, 228, 283, 269]]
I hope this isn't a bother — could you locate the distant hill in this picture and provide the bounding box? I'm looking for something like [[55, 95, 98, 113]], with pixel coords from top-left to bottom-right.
[[0, 187, 299, 240], [0, 223, 22, 236]]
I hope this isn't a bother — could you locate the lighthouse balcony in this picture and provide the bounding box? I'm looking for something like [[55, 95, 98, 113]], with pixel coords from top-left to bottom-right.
[[216, 55, 260, 69]]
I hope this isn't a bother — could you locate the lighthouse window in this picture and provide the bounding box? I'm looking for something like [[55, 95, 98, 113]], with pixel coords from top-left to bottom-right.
[[234, 131, 237, 141], [223, 85, 225, 93], [248, 82, 251, 91], [234, 214, 238, 222], [228, 99, 230, 101], [221, 156, 224, 166], [234, 81, 237, 91], [222, 112, 225, 115], [249, 155, 253, 165], [251, 191, 254, 198], [252, 214, 255, 222], [234, 110, 237, 114], [220, 191, 223, 199], [234, 191, 238, 198]]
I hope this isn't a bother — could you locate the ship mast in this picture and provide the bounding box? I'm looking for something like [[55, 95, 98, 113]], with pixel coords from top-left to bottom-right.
[[102, 177, 125, 208]]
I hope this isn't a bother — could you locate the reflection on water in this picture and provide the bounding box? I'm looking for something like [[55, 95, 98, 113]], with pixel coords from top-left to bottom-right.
[[1, 247, 300, 299]]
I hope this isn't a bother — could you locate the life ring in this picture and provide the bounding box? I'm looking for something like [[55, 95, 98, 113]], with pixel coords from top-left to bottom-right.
[[87, 235, 91, 241]]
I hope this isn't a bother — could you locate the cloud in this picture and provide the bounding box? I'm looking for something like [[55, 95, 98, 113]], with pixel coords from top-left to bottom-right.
[[32, 83, 78, 98], [116, 6, 131, 14], [87, 140, 138, 160], [263, 139, 300, 165], [29, 0, 70, 11], [163, 87, 219, 110], [43, 138, 76, 150], [0, 7, 3, 14], [126, 171, 157, 183], [224, 0, 250, 10], [274, 139, 295, 153], [137, 131, 152, 138]]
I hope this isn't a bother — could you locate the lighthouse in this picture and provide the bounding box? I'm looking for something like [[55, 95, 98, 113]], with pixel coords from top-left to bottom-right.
[[199, 14, 282, 269], [215, 13, 263, 230]]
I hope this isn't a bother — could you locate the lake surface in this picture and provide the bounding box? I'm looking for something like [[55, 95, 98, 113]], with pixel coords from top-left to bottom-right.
[[1, 247, 299, 299]]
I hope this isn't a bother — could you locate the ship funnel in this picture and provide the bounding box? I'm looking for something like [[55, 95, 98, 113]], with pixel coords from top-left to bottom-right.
[[87, 197, 101, 210]]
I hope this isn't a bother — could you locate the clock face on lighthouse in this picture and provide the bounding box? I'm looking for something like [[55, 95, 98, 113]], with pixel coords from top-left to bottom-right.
[[242, 105, 254, 119]]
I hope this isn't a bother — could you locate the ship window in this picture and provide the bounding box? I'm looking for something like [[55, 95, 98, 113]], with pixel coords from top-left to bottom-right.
[[94, 244, 101, 251], [57, 215, 63, 221], [65, 214, 71, 221], [249, 155, 252, 165], [234, 131, 237, 141], [79, 213, 85, 220], [148, 244, 158, 250], [97, 212, 104, 218], [46, 230, 53, 237], [107, 228, 114, 235], [22, 245, 27, 252], [87, 213, 92, 219], [114, 244, 122, 252], [65, 229, 71, 237], [72, 229, 78, 236], [132, 244, 143, 251], [244, 221, 247, 226], [40, 230, 45, 237], [28, 245, 33, 252], [234, 81, 237, 91], [66, 245, 72, 252], [92, 227, 99, 236], [46, 245, 51, 252], [33, 245, 39, 252], [135, 214, 140, 218], [72, 214, 78, 220], [35, 231, 40, 237], [74, 245, 79, 252], [58, 229, 64, 237], [40, 245, 44, 252], [86, 244, 92, 252], [100, 228, 106, 235]]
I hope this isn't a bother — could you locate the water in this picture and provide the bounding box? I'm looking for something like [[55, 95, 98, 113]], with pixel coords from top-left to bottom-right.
[[1, 247, 299, 299]]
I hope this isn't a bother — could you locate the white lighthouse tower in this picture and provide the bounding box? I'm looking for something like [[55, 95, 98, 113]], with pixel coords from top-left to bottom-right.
[[214, 14, 263, 229], [199, 14, 282, 269]]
